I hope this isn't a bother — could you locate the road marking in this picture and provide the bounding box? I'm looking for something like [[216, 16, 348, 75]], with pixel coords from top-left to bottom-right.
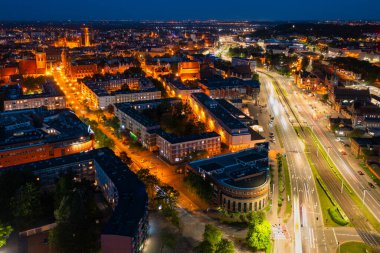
[[333, 228, 338, 246], [335, 233, 360, 237]]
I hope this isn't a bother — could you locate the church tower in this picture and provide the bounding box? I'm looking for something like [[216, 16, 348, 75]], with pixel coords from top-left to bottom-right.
[[82, 26, 91, 47]]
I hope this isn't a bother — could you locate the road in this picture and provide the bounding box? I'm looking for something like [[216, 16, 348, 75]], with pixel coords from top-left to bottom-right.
[[269, 71, 380, 216], [262, 70, 380, 247], [259, 73, 329, 253]]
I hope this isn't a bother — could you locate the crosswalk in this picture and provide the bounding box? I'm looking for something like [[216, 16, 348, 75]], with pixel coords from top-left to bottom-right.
[[272, 224, 290, 240]]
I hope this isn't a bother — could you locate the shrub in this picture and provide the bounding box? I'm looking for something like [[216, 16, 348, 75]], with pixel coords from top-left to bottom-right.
[[328, 207, 348, 226]]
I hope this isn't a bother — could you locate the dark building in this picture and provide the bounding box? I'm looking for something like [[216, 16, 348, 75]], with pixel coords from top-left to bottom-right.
[[5, 148, 148, 253]]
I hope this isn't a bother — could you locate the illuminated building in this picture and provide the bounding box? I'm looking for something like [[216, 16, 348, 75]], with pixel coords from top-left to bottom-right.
[[114, 103, 160, 150], [82, 26, 91, 47], [0, 65, 19, 83], [161, 75, 201, 100], [198, 78, 260, 102], [54, 37, 82, 48], [187, 144, 270, 212], [189, 93, 260, 152], [114, 99, 222, 163], [0, 108, 94, 167], [178, 61, 200, 81], [80, 76, 159, 110], [0, 82, 66, 111], [5, 148, 148, 253], [156, 131, 221, 164], [294, 71, 321, 91], [328, 87, 371, 112], [66, 60, 98, 80], [35, 52, 47, 73]]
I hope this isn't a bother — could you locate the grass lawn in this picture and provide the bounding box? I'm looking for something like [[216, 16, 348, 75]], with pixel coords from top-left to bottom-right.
[[305, 150, 342, 226], [282, 156, 292, 220], [275, 125, 284, 148], [338, 241, 374, 253]]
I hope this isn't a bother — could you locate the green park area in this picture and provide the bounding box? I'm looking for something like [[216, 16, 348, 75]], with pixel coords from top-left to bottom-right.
[[338, 241, 376, 253]]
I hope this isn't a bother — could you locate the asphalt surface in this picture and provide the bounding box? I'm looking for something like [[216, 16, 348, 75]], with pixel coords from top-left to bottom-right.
[[262, 70, 380, 248], [259, 73, 329, 253]]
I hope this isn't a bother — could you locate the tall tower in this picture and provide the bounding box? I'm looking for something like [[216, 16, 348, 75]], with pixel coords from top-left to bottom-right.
[[82, 26, 91, 47], [35, 52, 46, 71]]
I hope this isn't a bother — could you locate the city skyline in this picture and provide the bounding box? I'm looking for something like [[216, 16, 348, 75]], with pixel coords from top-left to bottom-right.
[[0, 0, 380, 21], [0, 10, 379, 253]]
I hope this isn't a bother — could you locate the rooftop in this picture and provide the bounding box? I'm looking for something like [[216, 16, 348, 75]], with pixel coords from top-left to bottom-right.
[[200, 77, 260, 90], [191, 93, 248, 134], [0, 81, 64, 101], [114, 103, 160, 128], [5, 148, 147, 237], [0, 108, 91, 150], [157, 130, 219, 144], [188, 145, 269, 190]]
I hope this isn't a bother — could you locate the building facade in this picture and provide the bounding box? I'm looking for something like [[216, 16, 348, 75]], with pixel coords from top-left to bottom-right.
[[187, 145, 270, 212], [0, 108, 94, 167], [189, 92, 253, 151], [1, 83, 66, 111], [156, 131, 221, 164], [5, 148, 148, 253]]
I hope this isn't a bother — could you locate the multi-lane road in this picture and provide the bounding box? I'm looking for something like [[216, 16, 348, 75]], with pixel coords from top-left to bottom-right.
[[259, 73, 329, 253], [261, 70, 380, 248]]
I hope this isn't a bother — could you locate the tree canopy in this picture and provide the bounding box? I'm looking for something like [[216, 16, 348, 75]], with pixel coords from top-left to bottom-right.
[[0, 223, 13, 248], [10, 182, 42, 228], [49, 180, 101, 253], [193, 224, 234, 253], [246, 212, 271, 250]]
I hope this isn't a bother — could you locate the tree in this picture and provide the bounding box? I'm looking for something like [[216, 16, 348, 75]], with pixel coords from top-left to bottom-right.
[[203, 224, 222, 249], [119, 151, 132, 165], [11, 182, 42, 228], [252, 73, 259, 81], [246, 212, 271, 250], [49, 181, 100, 253], [0, 223, 13, 248], [105, 116, 120, 133], [194, 241, 214, 253], [94, 109, 103, 123], [106, 104, 114, 114], [21, 76, 45, 93], [160, 230, 178, 250], [137, 169, 159, 207], [54, 174, 75, 209], [216, 239, 235, 253], [160, 184, 179, 209], [0, 170, 36, 222], [194, 224, 234, 253]]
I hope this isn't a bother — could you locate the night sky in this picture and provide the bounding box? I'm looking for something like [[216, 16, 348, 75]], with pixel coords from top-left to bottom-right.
[[1, 0, 379, 21]]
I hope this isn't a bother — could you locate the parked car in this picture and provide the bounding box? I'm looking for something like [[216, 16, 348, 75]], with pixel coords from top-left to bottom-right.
[[358, 171, 364, 175], [368, 182, 376, 189]]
